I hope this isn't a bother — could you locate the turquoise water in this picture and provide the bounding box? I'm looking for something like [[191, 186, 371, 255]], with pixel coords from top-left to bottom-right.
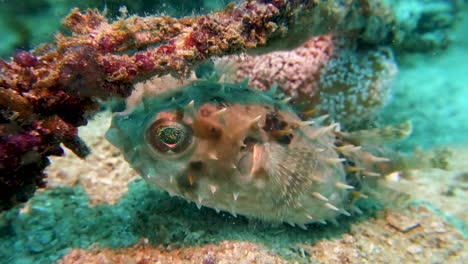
[[1, 1, 467, 263]]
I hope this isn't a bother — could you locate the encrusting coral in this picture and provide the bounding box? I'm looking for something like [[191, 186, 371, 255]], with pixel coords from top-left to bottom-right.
[[317, 47, 397, 128], [220, 35, 398, 129], [226, 35, 335, 97], [0, 0, 400, 211]]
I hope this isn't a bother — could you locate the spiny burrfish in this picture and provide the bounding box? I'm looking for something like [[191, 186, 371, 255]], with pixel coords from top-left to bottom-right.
[[106, 80, 411, 227]]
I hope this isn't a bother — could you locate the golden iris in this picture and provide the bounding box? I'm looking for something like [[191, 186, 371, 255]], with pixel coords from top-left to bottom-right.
[[157, 126, 182, 145], [146, 118, 193, 155]]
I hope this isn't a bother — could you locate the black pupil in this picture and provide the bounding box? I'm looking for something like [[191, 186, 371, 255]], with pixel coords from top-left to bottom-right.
[[146, 118, 193, 155], [158, 126, 182, 145]]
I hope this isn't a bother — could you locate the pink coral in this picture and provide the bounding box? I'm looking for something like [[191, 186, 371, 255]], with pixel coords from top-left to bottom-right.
[[224, 36, 397, 129], [231, 35, 334, 98]]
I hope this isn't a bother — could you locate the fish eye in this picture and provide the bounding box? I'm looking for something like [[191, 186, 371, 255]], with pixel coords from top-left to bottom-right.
[[145, 118, 193, 155]]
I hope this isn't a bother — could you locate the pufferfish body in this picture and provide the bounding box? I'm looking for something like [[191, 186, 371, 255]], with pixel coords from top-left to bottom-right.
[[106, 81, 393, 226]]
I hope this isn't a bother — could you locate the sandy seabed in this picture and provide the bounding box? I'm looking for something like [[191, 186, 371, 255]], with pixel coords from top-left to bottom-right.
[[42, 110, 466, 264], [40, 6, 468, 264]]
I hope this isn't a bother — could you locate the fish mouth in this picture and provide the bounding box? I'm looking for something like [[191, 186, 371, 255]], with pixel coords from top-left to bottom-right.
[[236, 144, 269, 180]]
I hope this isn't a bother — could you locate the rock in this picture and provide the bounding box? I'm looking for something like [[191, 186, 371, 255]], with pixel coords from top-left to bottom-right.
[[385, 212, 420, 232], [407, 244, 424, 255]]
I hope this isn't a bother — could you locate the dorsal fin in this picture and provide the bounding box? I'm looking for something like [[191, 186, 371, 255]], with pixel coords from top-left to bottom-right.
[[264, 82, 278, 97]]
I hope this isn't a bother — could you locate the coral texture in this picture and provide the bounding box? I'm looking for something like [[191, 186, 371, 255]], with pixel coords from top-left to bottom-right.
[[230, 35, 335, 97], [317, 47, 398, 128], [388, 0, 462, 51], [222, 37, 398, 129]]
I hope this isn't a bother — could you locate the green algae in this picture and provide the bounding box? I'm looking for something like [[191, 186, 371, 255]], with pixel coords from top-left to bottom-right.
[[0, 178, 383, 263]]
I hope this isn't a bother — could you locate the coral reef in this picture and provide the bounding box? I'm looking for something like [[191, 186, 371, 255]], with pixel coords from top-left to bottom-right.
[[0, 0, 462, 57], [0, 99, 92, 211], [0, 0, 223, 58], [0, 1, 466, 263], [0, 1, 348, 210], [0, 0, 462, 213], [227, 35, 335, 97], [317, 47, 397, 128], [385, 0, 462, 51], [0, 0, 411, 211], [222, 36, 397, 129], [1, 0, 460, 58]]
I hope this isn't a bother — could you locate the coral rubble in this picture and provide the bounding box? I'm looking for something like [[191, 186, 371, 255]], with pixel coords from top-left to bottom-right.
[[60, 241, 286, 264]]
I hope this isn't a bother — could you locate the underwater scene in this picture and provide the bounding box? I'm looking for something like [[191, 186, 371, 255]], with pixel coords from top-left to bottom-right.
[[0, 0, 467, 263]]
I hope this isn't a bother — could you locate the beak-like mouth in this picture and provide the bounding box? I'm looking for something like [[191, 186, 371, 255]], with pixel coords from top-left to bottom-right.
[[237, 144, 268, 180]]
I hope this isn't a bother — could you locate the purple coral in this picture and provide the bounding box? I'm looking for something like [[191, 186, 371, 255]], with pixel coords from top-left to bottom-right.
[[13, 50, 38, 68], [0, 113, 89, 210]]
